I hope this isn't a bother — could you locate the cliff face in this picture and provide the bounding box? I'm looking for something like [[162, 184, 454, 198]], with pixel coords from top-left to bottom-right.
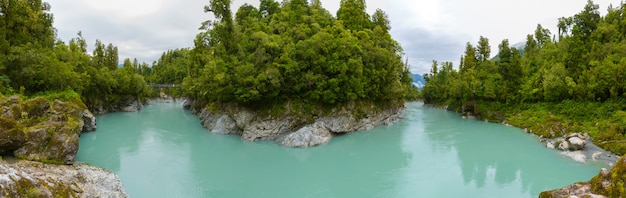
[[0, 160, 127, 198], [187, 101, 405, 147], [0, 96, 96, 164]]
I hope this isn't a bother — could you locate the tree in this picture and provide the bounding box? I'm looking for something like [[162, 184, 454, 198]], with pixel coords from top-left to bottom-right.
[[372, 9, 390, 32], [337, 0, 371, 31], [105, 44, 118, 70], [476, 36, 490, 63]]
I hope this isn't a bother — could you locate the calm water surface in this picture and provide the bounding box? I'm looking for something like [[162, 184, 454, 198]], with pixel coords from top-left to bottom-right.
[[76, 102, 606, 198]]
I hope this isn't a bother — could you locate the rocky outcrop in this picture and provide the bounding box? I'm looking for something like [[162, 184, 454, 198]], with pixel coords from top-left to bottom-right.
[[194, 102, 405, 147], [0, 160, 127, 198], [0, 96, 93, 164], [86, 96, 143, 115], [540, 155, 626, 198]]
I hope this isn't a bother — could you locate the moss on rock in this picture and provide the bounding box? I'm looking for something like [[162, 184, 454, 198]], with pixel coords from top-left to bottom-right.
[[0, 117, 26, 155], [0, 95, 91, 164]]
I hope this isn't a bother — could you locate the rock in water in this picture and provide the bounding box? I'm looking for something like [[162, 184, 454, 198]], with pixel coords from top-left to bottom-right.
[[568, 136, 587, 150], [0, 160, 128, 197], [558, 140, 571, 151], [276, 122, 332, 147]]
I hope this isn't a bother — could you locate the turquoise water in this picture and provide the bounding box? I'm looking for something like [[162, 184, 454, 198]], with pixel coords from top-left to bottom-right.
[[76, 102, 606, 198]]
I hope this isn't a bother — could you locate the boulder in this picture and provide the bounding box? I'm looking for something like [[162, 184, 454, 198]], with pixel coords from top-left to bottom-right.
[[568, 136, 587, 151], [558, 140, 571, 151], [276, 122, 332, 147], [0, 160, 128, 198], [121, 100, 143, 112]]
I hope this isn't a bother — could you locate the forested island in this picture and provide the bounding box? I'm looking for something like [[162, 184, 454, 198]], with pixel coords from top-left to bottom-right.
[[157, 0, 418, 147], [421, 1, 626, 196]]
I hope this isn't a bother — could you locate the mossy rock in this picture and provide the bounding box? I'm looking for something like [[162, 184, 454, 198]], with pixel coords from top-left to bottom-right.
[[589, 156, 626, 196], [22, 97, 50, 119], [0, 95, 87, 165], [0, 117, 26, 155]]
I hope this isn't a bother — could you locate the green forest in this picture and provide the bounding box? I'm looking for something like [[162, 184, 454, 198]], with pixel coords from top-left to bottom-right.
[[0, 0, 417, 111], [0, 0, 152, 106], [422, 0, 626, 155]]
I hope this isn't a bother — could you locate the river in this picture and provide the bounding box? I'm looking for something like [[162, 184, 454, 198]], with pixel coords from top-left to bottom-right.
[[76, 102, 607, 197]]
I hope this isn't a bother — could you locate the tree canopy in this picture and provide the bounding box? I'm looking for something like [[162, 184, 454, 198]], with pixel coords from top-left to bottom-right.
[[423, 0, 626, 104], [182, 0, 414, 107], [0, 0, 151, 102]]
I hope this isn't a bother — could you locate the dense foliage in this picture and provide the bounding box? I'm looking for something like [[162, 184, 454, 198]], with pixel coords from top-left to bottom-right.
[[180, 0, 415, 107], [0, 0, 151, 102], [421, 0, 626, 154]]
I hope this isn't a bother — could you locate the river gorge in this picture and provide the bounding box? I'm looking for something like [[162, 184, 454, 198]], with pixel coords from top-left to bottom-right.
[[76, 102, 608, 197]]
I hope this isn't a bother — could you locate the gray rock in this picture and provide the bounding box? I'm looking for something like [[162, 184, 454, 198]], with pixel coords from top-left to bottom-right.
[[546, 141, 555, 149], [81, 109, 97, 132], [592, 152, 603, 161], [182, 99, 192, 110], [276, 122, 332, 147], [0, 160, 128, 197], [121, 100, 142, 112], [199, 109, 240, 135], [558, 140, 571, 151], [568, 136, 587, 151]]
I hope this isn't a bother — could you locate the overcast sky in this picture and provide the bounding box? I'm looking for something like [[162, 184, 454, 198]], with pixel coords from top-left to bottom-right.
[[47, 0, 619, 75]]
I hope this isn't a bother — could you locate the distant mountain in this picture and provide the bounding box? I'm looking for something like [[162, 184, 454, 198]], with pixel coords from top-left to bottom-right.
[[491, 41, 525, 61], [410, 73, 425, 90]]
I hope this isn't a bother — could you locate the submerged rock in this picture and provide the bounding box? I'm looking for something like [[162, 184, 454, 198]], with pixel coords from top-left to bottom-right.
[[194, 102, 405, 147], [0, 160, 128, 198], [560, 151, 587, 163]]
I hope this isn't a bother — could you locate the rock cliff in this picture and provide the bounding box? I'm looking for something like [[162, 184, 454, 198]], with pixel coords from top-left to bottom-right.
[[0, 160, 127, 198], [189, 101, 405, 147]]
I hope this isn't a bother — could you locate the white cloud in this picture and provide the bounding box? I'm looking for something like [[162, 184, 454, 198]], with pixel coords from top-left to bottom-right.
[[83, 0, 164, 18]]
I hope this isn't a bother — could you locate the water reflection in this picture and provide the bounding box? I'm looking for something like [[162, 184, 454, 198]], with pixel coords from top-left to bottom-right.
[[77, 102, 604, 197]]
